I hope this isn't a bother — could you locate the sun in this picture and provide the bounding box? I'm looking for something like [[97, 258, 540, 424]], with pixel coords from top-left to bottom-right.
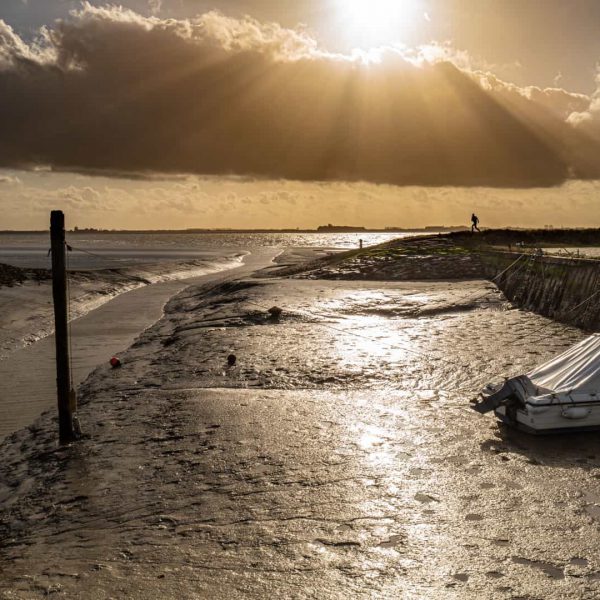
[[334, 0, 424, 49]]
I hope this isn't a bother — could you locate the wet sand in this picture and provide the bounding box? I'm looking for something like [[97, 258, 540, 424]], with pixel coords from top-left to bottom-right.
[[3, 262, 600, 598], [0, 249, 275, 441], [0, 255, 245, 360]]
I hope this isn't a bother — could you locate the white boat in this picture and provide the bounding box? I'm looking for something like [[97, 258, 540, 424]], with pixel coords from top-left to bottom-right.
[[473, 334, 600, 434]]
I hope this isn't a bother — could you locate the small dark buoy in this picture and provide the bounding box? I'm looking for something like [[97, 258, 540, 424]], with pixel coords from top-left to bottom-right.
[[227, 354, 237, 367], [268, 306, 283, 319], [110, 356, 122, 369]]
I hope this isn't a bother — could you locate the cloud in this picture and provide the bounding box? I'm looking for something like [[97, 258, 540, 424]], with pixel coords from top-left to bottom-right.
[[567, 69, 600, 130], [474, 70, 590, 120], [6, 167, 600, 231], [0, 174, 21, 184], [0, 4, 599, 187], [0, 19, 46, 69], [62, 185, 102, 209]]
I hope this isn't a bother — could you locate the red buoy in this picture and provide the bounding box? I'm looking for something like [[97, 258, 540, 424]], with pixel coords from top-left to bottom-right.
[[110, 356, 121, 368]]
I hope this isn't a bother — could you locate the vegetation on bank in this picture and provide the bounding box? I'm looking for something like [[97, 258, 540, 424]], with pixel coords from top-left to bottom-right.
[[270, 229, 600, 282]]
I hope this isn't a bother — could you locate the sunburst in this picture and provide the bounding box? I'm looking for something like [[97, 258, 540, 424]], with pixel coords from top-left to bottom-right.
[[335, 0, 425, 49]]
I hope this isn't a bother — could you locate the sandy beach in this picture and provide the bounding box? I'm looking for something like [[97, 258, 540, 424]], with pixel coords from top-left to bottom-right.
[[3, 238, 600, 599]]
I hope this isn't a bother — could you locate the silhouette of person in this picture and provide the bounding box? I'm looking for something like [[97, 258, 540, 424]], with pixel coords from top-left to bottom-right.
[[471, 213, 480, 233]]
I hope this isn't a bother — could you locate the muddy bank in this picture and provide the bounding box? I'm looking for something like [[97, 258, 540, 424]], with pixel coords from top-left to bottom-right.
[[0, 263, 49, 288], [0, 255, 244, 360], [0, 249, 278, 441], [3, 237, 600, 598], [483, 252, 600, 331], [271, 233, 600, 333], [3, 272, 598, 599], [270, 235, 485, 281], [152, 278, 508, 391]]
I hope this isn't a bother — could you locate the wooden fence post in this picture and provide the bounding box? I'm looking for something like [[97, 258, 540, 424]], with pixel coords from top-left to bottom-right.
[[50, 210, 75, 443]]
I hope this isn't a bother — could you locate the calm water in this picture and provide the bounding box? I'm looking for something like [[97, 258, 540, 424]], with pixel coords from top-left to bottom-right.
[[0, 231, 422, 269]]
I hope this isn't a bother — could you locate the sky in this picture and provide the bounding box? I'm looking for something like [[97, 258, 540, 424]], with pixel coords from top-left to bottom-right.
[[5, 0, 600, 93], [4, 168, 600, 231], [2, 1, 600, 229]]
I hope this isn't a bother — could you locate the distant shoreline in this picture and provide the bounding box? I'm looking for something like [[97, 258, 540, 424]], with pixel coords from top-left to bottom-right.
[[5, 226, 600, 236], [0, 227, 468, 234]]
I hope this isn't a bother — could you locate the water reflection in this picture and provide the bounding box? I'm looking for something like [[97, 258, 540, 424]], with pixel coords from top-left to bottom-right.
[[0, 232, 420, 269]]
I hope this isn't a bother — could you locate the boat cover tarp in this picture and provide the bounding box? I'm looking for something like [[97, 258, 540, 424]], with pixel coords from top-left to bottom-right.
[[474, 334, 600, 413], [528, 334, 600, 393]]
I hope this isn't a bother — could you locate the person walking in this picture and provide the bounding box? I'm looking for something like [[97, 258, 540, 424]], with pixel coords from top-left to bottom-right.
[[471, 213, 481, 233]]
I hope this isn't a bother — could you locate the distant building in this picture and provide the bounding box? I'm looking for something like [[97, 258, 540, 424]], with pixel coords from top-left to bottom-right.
[[317, 224, 366, 232]]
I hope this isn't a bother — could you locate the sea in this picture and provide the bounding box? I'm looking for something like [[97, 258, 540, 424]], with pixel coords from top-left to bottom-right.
[[0, 231, 421, 270]]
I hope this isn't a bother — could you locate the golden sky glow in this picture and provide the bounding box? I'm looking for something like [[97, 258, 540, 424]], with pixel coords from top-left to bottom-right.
[[2, 169, 600, 231]]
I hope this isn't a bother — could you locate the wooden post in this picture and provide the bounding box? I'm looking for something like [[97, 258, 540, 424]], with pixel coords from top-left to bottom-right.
[[50, 210, 75, 443]]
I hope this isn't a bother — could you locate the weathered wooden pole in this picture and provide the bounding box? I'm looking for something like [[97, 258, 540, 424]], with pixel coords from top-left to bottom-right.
[[50, 210, 75, 444]]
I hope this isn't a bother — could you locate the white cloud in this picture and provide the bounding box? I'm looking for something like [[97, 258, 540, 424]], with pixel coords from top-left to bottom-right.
[[567, 69, 600, 132], [0, 174, 21, 185]]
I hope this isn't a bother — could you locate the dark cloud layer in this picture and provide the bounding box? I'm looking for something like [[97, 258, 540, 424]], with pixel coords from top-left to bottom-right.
[[1, 4, 600, 187]]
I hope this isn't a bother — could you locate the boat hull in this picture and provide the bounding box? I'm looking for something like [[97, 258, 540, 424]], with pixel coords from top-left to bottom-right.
[[494, 404, 600, 435]]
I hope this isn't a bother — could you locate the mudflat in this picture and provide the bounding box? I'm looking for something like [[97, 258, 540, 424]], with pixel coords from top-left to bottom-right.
[[3, 243, 600, 598]]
